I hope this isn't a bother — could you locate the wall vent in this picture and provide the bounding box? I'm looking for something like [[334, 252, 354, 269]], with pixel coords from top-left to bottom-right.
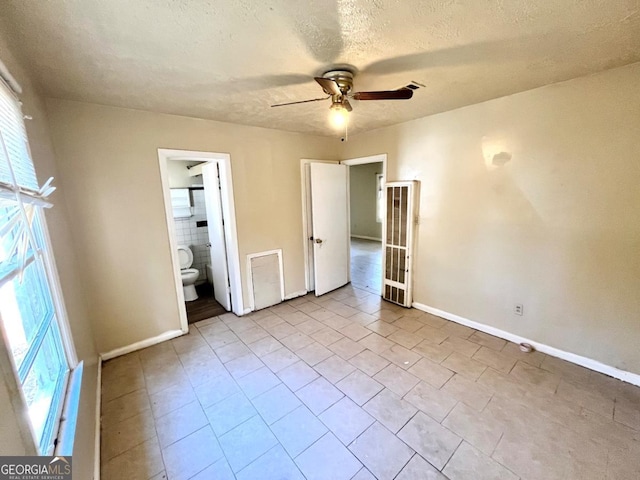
[[247, 250, 284, 310]]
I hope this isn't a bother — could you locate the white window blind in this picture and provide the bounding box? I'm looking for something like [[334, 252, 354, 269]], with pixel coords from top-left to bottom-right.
[[0, 81, 39, 191]]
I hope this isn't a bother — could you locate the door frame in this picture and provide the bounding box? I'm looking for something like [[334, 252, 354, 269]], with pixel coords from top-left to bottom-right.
[[301, 154, 387, 294], [158, 148, 244, 333]]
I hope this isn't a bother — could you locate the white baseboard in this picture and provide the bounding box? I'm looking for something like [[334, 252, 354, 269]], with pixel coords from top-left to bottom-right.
[[350, 235, 382, 242], [285, 290, 308, 300], [99, 329, 185, 361], [94, 359, 102, 480], [413, 302, 640, 387]]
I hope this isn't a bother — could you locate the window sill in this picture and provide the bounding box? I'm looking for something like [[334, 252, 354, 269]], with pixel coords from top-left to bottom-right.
[[54, 361, 83, 456]]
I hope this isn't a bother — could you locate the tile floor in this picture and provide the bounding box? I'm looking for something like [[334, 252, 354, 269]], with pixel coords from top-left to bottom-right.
[[100, 285, 640, 480], [350, 237, 382, 295]]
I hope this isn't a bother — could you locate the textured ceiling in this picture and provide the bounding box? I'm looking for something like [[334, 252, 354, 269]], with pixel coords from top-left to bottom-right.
[[1, 0, 639, 136]]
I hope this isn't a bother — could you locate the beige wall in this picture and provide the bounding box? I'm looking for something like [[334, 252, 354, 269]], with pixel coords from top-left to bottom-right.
[[45, 99, 341, 353], [343, 63, 640, 375], [349, 162, 383, 239], [0, 34, 98, 477], [44, 63, 640, 377]]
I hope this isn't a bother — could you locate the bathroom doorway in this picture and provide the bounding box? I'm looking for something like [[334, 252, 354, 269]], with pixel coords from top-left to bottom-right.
[[158, 149, 243, 332]]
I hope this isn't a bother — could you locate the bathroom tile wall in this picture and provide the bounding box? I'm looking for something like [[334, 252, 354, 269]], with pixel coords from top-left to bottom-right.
[[174, 189, 211, 284]]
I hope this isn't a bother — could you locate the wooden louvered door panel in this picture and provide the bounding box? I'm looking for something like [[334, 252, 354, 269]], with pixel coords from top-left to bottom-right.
[[383, 181, 419, 307]]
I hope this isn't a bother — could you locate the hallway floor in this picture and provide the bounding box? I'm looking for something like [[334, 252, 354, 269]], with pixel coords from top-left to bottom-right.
[[186, 283, 226, 324], [350, 237, 382, 295], [101, 285, 640, 480]]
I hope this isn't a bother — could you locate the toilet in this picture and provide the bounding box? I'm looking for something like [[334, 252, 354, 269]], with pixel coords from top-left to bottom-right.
[[177, 245, 199, 301]]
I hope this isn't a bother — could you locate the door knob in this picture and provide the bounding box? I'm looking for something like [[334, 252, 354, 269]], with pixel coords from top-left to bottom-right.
[[315, 238, 323, 244]]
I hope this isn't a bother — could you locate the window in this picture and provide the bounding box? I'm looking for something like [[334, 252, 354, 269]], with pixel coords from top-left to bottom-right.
[[0, 77, 73, 455]]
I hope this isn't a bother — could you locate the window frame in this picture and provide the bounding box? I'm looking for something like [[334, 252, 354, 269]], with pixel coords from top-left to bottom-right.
[[0, 75, 78, 456]]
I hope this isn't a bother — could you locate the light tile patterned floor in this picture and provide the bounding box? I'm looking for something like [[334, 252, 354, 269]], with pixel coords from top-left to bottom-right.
[[101, 286, 640, 480], [350, 238, 381, 295]]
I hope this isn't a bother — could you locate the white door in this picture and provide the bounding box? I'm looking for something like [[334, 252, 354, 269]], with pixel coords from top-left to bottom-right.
[[310, 163, 350, 296], [202, 163, 232, 311]]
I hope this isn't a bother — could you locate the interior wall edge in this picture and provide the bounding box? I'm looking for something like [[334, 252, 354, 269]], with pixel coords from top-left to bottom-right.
[[413, 302, 640, 387]]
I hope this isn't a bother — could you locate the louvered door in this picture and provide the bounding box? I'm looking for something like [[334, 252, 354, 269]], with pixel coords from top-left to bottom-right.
[[382, 181, 419, 307]]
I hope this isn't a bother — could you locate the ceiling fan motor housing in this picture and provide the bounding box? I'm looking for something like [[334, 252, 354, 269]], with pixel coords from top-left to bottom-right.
[[322, 70, 354, 95]]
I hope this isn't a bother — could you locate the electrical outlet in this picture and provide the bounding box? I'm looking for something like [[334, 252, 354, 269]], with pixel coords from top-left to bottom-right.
[[514, 304, 524, 316]]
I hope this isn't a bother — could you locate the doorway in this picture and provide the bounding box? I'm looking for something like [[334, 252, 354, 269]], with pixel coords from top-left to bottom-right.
[[169, 161, 226, 324], [302, 154, 387, 296], [348, 160, 384, 294], [158, 149, 244, 332]]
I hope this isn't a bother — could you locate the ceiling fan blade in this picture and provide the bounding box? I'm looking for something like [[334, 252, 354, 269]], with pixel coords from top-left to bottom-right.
[[352, 89, 414, 101], [314, 77, 342, 96], [343, 98, 353, 112], [271, 96, 329, 107]]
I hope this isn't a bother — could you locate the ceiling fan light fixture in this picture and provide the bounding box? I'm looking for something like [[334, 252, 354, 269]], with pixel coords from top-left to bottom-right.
[[271, 68, 414, 133], [329, 102, 349, 129]]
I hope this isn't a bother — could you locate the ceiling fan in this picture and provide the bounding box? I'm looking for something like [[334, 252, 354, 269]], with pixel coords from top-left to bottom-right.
[[271, 69, 414, 129]]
